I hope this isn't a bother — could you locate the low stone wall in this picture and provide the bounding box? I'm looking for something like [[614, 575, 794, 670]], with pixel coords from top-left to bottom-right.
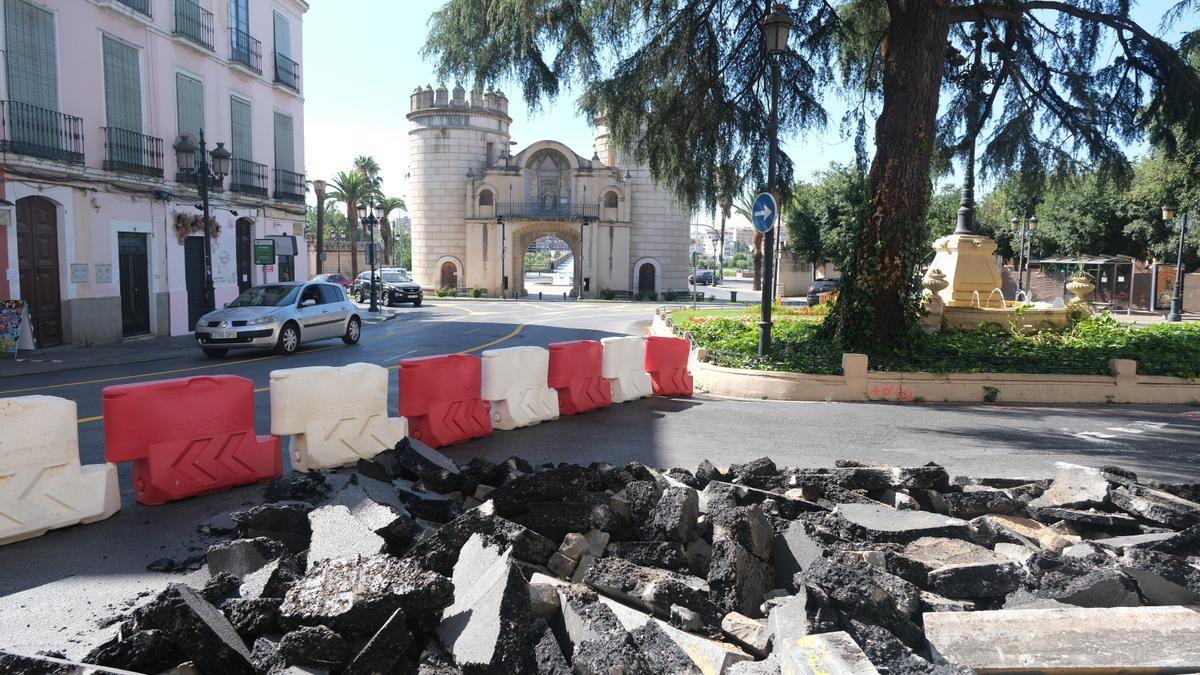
[[652, 310, 1200, 405]]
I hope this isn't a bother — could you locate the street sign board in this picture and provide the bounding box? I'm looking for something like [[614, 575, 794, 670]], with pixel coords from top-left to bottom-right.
[[254, 239, 275, 265], [751, 192, 777, 234]]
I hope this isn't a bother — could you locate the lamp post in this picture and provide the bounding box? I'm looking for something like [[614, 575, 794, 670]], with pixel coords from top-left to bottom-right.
[[579, 216, 591, 300], [357, 200, 385, 313], [173, 129, 231, 312], [1010, 214, 1038, 297], [758, 3, 791, 357], [1163, 205, 1189, 322], [497, 214, 506, 299], [313, 179, 327, 275]]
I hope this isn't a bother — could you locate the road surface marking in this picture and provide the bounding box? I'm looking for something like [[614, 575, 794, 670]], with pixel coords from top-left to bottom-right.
[[457, 324, 526, 354], [1070, 431, 1121, 445], [77, 415, 103, 424], [1107, 427, 1145, 434]]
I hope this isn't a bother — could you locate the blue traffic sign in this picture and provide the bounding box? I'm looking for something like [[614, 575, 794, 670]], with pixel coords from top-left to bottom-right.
[[751, 192, 777, 234]]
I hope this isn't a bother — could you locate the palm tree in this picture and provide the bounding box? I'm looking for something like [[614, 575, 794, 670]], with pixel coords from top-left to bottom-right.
[[328, 170, 373, 278], [376, 196, 407, 265], [732, 192, 763, 291], [353, 155, 381, 184]]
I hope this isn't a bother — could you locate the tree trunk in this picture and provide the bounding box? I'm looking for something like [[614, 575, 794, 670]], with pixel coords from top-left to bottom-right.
[[840, 0, 949, 349], [348, 203, 360, 278], [753, 232, 763, 291], [380, 217, 392, 266]]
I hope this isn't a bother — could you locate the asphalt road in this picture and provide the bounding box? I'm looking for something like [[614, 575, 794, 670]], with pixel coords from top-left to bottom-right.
[[2, 298, 1200, 658]]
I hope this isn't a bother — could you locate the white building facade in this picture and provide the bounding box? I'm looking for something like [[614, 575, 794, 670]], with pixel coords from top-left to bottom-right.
[[0, 0, 308, 347], [406, 84, 690, 298]]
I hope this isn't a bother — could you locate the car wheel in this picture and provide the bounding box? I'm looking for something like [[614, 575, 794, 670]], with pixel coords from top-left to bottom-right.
[[383, 292, 392, 308], [356, 289, 365, 303], [202, 348, 227, 358], [275, 322, 300, 355], [412, 298, 422, 307], [342, 316, 361, 345]]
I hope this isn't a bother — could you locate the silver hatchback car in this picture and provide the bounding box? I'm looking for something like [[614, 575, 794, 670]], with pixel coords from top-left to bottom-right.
[[194, 282, 362, 357]]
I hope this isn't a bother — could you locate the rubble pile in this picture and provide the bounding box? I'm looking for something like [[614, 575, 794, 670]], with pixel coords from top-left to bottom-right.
[[23, 444, 1200, 673]]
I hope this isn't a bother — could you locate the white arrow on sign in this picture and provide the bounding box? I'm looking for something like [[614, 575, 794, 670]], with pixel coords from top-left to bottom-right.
[[754, 204, 773, 220]]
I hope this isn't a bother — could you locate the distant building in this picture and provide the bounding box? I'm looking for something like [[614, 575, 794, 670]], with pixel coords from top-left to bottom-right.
[[0, 0, 309, 347], [406, 84, 691, 297]]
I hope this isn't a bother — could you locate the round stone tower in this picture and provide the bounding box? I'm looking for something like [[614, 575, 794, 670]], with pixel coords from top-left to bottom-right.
[[407, 84, 512, 289]]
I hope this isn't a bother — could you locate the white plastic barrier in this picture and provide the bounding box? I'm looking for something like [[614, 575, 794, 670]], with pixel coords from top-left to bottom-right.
[[601, 336, 654, 403], [0, 395, 120, 545], [270, 362, 408, 472], [480, 346, 559, 430]]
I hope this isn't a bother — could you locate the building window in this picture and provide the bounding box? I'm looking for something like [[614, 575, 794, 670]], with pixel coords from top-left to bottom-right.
[[273, 111, 294, 172], [102, 35, 143, 133], [5, 0, 58, 111], [604, 191, 618, 208], [176, 73, 204, 139], [479, 190, 493, 206]]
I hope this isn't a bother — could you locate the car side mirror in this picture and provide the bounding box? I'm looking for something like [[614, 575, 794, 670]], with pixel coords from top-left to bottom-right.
[[301, 298, 317, 308]]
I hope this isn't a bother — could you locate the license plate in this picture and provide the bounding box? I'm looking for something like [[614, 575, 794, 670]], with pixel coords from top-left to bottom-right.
[[211, 331, 237, 339]]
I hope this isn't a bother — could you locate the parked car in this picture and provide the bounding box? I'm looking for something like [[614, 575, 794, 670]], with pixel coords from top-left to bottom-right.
[[312, 273, 353, 288], [807, 278, 840, 305], [194, 282, 361, 357], [689, 270, 716, 285], [351, 268, 424, 306]]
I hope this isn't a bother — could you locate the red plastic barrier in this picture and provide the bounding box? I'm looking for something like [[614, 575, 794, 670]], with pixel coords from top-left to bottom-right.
[[547, 340, 612, 415], [397, 354, 492, 448], [102, 375, 281, 505], [644, 336, 694, 397]]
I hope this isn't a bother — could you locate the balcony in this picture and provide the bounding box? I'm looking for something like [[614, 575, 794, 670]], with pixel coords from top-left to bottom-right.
[[497, 202, 600, 221], [0, 101, 85, 163], [229, 158, 268, 196], [274, 53, 301, 92], [273, 169, 305, 202], [174, 0, 215, 51], [115, 0, 151, 16], [230, 29, 262, 74], [102, 127, 164, 178]]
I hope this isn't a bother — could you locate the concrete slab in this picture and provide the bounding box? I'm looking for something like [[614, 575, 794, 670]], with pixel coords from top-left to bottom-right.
[[777, 631, 880, 675], [924, 605, 1200, 672]]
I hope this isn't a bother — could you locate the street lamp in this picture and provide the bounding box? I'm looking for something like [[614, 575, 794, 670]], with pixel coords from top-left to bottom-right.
[[357, 200, 386, 312], [1163, 205, 1189, 322], [497, 214, 507, 300], [313, 179, 327, 275], [579, 216, 591, 299], [758, 2, 791, 357], [173, 129, 231, 312], [1010, 214, 1038, 297]]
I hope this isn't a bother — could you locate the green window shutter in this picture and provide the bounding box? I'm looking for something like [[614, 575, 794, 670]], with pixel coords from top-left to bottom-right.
[[231, 97, 252, 160], [273, 112, 294, 172], [5, 0, 58, 110], [175, 73, 204, 139], [273, 11, 291, 58], [102, 35, 142, 133]]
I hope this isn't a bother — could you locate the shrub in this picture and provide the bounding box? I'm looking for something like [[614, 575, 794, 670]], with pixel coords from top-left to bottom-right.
[[435, 287, 454, 297], [662, 290, 679, 301], [471, 287, 485, 298], [600, 288, 617, 300]]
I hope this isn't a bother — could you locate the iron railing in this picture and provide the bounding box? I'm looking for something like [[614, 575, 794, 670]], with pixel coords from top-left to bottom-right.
[[229, 158, 268, 196], [0, 101, 85, 163], [176, 151, 224, 190], [174, 0, 215, 50], [102, 127, 164, 178], [498, 202, 601, 221], [230, 29, 262, 74], [273, 168, 305, 202], [115, 0, 151, 17], [274, 53, 300, 91]]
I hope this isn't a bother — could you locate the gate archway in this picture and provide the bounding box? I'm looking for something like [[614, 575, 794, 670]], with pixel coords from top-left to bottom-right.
[[510, 221, 581, 298]]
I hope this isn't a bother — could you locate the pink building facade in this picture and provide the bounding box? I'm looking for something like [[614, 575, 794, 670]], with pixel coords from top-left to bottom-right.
[[0, 0, 308, 347]]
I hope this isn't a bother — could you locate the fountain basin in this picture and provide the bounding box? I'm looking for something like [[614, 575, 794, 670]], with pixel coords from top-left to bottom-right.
[[938, 303, 1077, 332]]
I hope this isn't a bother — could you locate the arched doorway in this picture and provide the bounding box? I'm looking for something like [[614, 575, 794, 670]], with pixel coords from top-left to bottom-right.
[[16, 196, 63, 346], [637, 260, 658, 294], [523, 235, 574, 297], [439, 261, 458, 289], [510, 222, 581, 298]]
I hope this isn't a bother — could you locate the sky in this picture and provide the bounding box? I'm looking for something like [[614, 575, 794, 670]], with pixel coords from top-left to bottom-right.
[[302, 1, 1195, 228]]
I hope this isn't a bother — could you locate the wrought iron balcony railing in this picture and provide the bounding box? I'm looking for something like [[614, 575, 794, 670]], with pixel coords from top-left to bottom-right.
[[229, 158, 268, 196], [230, 29, 262, 74], [102, 127, 164, 178], [115, 0, 151, 17], [174, 0, 215, 50], [175, 150, 224, 190], [274, 53, 300, 92], [497, 202, 600, 221], [273, 168, 305, 202], [0, 101, 85, 163]]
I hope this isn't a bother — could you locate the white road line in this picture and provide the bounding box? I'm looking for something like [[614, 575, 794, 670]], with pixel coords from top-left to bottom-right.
[[1070, 431, 1122, 445], [1107, 427, 1146, 434]]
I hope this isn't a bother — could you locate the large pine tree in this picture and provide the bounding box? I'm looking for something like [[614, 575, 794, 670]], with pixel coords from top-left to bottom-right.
[[424, 0, 1200, 349]]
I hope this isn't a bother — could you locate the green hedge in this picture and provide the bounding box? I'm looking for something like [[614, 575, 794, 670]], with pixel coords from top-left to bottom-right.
[[683, 314, 1200, 378]]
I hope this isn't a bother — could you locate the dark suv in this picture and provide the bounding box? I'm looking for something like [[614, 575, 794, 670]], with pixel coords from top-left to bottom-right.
[[807, 278, 840, 305], [352, 268, 424, 307], [689, 270, 716, 285]]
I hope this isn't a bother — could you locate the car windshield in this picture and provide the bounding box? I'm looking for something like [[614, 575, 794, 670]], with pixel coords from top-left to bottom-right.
[[228, 285, 300, 307], [380, 272, 410, 283]]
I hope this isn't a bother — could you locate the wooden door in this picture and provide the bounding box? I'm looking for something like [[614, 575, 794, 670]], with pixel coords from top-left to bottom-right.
[[15, 196, 62, 346], [118, 232, 150, 336], [236, 219, 253, 292], [638, 262, 656, 294]]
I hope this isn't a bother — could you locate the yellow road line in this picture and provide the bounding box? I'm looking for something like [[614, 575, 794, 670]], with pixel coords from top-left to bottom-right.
[[77, 415, 103, 424]]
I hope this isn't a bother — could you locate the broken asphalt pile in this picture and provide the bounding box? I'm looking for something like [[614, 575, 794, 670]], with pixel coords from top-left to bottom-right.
[[10, 444, 1200, 674]]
